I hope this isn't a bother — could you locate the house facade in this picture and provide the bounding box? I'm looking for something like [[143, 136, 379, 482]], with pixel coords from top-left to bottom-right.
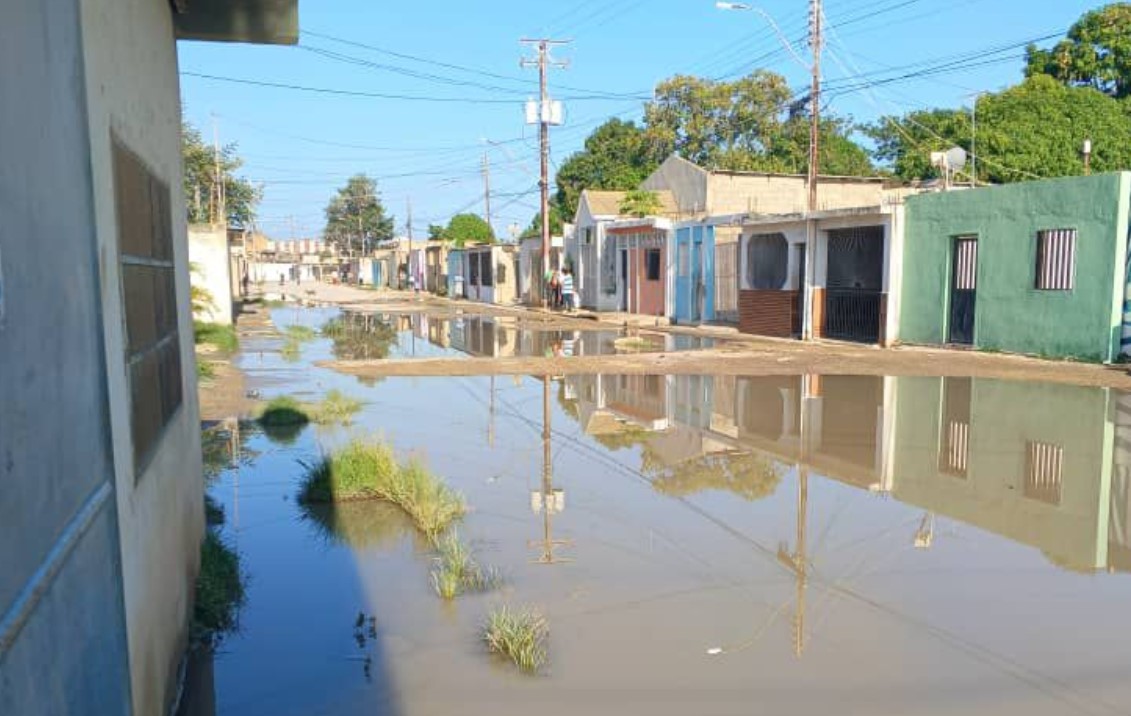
[[606, 217, 675, 317], [900, 173, 1131, 362], [1, 2, 297, 716], [738, 197, 909, 345], [461, 244, 519, 305]]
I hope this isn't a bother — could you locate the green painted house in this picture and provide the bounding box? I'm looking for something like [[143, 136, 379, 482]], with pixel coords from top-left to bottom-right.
[[900, 173, 1131, 362]]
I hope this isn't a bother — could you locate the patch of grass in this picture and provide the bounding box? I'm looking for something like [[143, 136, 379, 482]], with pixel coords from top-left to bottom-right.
[[298, 439, 465, 540], [430, 531, 503, 600], [283, 324, 318, 342], [257, 396, 311, 427], [196, 360, 217, 381], [204, 494, 225, 526], [483, 606, 548, 673], [280, 338, 303, 362], [310, 390, 363, 424], [194, 321, 239, 353], [192, 532, 246, 648]]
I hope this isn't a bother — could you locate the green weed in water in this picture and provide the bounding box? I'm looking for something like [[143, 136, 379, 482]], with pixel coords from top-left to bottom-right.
[[192, 532, 246, 648], [283, 324, 317, 342], [430, 531, 503, 600], [257, 396, 311, 427], [280, 338, 303, 362], [298, 440, 464, 540], [484, 606, 548, 673], [310, 390, 363, 424]]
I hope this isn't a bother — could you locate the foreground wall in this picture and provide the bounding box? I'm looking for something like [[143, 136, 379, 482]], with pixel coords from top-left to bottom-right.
[[0, 1, 132, 714], [901, 174, 1131, 361], [81, 0, 205, 713]]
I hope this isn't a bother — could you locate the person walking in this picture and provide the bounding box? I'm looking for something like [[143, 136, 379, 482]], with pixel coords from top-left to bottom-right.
[[561, 267, 576, 313]]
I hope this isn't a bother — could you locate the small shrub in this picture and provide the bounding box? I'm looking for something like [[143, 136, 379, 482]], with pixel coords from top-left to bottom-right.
[[192, 532, 245, 648], [430, 532, 503, 600], [280, 338, 302, 362], [194, 321, 239, 353], [298, 440, 465, 540], [196, 360, 217, 380], [311, 390, 363, 424], [258, 396, 311, 427], [484, 606, 548, 673], [284, 324, 317, 342]]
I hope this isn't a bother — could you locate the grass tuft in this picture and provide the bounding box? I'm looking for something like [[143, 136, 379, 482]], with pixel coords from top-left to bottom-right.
[[310, 390, 363, 424], [283, 324, 318, 342], [258, 396, 311, 427], [430, 531, 503, 600], [204, 494, 225, 526], [192, 532, 246, 648], [196, 360, 217, 381], [298, 440, 464, 540], [194, 321, 239, 353], [483, 606, 548, 673], [280, 338, 303, 362]]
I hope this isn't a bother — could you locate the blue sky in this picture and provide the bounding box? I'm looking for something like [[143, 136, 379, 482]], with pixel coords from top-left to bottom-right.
[[177, 0, 1100, 239]]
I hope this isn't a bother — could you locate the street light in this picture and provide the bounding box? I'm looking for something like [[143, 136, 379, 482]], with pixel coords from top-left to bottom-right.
[[714, 2, 810, 71]]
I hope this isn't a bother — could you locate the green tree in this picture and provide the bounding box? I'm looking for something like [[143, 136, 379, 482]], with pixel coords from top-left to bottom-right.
[[323, 174, 395, 254], [182, 121, 260, 228], [520, 205, 564, 240], [427, 224, 447, 241], [445, 213, 495, 247], [1025, 3, 1131, 98], [868, 75, 1131, 183], [553, 118, 660, 219], [619, 190, 663, 217]]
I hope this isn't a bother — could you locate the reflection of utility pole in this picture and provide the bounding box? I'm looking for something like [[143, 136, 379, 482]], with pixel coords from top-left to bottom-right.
[[530, 375, 572, 563], [488, 375, 496, 448], [777, 375, 812, 657]]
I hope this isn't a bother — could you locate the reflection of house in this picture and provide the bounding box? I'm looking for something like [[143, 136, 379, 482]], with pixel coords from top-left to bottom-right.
[[893, 376, 1127, 572], [2, 1, 298, 714], [900, 174, 1131, 361], [447, 316, 517, 357]]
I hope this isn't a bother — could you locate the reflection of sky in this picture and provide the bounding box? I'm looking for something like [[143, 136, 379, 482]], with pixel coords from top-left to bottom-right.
[[202, 307, 1131, 716]]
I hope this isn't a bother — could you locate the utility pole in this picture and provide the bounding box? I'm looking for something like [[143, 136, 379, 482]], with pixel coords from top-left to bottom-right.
[[211, 116, 224, 226], [521, 39, 569, 307], [482, 152, 493, 235], [406, 197, 414, 241], [807, 0, 822, 213]]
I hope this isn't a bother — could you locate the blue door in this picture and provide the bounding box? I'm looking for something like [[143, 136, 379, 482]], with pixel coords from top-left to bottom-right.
[[674, 228, 692, 321], [700, 226, 716, 321]]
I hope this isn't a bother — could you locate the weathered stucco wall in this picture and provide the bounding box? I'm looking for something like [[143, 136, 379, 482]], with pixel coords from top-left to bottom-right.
[[0, 0, 132, 713], [80, 0, 205, 713], [901, 174, 1131, 361], [188, 226, 234, 324]]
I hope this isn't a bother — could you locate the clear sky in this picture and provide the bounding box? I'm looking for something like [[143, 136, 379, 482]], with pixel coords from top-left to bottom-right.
[[177, 0, 1101, 240]]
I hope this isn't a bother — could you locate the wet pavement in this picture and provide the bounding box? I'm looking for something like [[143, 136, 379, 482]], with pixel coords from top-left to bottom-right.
[[184, 308, 1131, 716]]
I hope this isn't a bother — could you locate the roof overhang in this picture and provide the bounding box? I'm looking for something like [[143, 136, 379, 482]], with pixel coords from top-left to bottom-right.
[[174, 0, 299, 45]]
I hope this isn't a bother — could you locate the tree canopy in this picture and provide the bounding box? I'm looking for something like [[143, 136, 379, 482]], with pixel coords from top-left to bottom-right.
[[868, 75, 1131, 183], [182, 121, 260, 228], [553, 118, 660, 219], [619, 190, 663, 218], [1025, 3, 1131, 98], [442, 213, 495, 247], [323, 174, 395, 254]]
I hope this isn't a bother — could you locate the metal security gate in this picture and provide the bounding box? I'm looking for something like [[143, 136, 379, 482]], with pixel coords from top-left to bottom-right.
[[949, 236, 977, 345], [825, 226, 884, 342]]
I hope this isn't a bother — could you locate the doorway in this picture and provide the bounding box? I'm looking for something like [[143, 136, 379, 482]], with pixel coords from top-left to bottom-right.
[[948, 236, 977, 345]]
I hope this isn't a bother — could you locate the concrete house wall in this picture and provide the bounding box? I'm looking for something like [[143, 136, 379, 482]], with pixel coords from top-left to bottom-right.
[[189, 225, 234, 324], [0, 2, 134, 714], [901, 174, 1131, 362], [81, 0, 209, 712]]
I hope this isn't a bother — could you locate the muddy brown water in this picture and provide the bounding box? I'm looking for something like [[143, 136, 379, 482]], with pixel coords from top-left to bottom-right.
[[182, 308, 1131, 716]]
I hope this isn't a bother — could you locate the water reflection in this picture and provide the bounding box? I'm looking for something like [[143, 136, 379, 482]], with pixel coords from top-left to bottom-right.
[[332, 310, 722, 361], [558, 373, 1131, 575], [299, 501, 417, 550]]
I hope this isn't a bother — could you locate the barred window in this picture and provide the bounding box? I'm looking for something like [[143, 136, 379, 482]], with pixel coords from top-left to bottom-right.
[[114, 139, 182, 475], [645, 249, 661, 281], [1035, 229, 1076, 291], [480, 253, 494, 287]]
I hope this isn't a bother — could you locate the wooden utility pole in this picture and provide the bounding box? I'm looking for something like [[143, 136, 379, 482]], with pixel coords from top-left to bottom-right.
[[521, 39, 569, 307], [807, 0, 822, 213], [482, 152, 493, 233]]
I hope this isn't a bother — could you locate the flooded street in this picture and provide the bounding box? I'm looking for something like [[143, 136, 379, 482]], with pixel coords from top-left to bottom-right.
[[188, 307, 1131, 716]]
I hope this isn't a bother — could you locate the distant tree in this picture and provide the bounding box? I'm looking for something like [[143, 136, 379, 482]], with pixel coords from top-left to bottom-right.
[[619, 190, 663, 217], [445, 213, 495, 247], [1025, 3, 1131, 98], [519, 205, 564, 240], [323, 174, 395, 254], [427, 224, 447, 241], [868, 75, 1131, 183], [182, 121, 260, 228], [553, 118, 660, 219]]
